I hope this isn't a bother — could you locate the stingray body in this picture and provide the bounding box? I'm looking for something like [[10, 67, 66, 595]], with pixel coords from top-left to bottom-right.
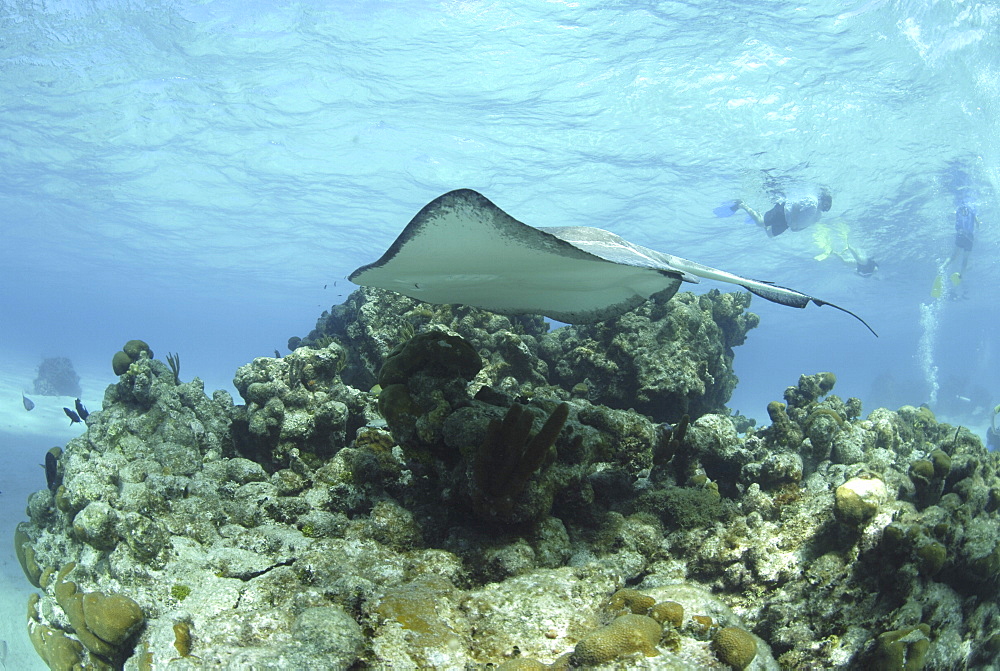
[[349, 189, 876, 334]]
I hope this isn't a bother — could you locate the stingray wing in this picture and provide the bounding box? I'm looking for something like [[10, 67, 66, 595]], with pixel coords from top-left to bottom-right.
[[349, 189, 684, 323]]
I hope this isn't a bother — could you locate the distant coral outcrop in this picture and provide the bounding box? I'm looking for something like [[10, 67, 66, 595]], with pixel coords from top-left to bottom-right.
[[32, 356, 82, 397]]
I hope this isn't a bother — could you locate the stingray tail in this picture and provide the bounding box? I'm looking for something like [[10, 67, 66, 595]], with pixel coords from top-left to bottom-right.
[[743, 282, 878, 337]]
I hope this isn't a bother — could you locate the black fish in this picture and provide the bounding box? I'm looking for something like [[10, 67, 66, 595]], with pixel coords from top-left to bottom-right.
[[22, 393, 34, 411], [45, 447, 62, 491], [74, 398, 89, 420], [63, 407, 82, 424]]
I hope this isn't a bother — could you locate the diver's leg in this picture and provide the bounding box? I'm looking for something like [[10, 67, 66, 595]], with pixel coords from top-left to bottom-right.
[[736, 201, 765, 228]]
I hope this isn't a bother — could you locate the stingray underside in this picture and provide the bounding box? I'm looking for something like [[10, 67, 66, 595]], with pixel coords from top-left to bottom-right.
[[348, 189, 684, 323]]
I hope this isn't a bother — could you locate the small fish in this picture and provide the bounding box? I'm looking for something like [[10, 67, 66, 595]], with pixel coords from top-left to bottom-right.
[[74, 398, 89, 420], [45, 447, 62, 491], [63, 407, 82, 424], [21, 392, 34, 411]]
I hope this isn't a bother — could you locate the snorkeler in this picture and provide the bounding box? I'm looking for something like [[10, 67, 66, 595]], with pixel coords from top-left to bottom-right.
[[945, 204, 980, 282], [717, 184, 833, 237], [932, 203, 981, 298], [811, 220, 877, 277], [845, 246, 878, 277]]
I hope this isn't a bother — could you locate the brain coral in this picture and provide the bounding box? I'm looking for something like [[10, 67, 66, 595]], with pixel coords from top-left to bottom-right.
[[570, 613, 661, 665], [713, 626, 757, 670]]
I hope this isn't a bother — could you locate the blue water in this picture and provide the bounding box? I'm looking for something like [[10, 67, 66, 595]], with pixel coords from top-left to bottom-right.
[[1, 0, 998, 433]]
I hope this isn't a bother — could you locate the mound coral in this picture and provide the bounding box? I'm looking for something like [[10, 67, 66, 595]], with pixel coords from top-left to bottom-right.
[[570, 614, 662, 665], [712, 626, 758, 670]]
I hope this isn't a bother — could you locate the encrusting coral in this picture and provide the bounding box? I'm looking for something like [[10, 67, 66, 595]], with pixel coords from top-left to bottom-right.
[[14, 288, 1000, 669]]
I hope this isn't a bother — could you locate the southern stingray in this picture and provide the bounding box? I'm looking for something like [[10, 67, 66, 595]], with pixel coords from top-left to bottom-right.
[[349, 189, 876, 335]]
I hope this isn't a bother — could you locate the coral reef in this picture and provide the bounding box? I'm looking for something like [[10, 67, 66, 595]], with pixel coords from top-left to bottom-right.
[[231, 341, 378, 470], [33, 357, 82, 397], [15, 289, 1000, 669], [292, 286, 752, 423], [538, 289, 758, 422]]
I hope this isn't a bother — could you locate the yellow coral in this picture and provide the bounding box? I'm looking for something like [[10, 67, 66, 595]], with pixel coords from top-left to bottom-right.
[[571, 614, 661, 665], [609, 588, 656, 615], [51, 563, 145, 660], [649, 601, 684, 629], [14, 526, 41, 588], [871, 623, 931, 670], [82, 592, 144, 645], [713, 626, 757, 670]]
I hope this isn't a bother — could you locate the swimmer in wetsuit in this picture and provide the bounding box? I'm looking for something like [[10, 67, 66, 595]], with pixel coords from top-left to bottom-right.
[[945, 204, 980, 282], [736, 185, 833, 237], [933, 204, 982, 298]]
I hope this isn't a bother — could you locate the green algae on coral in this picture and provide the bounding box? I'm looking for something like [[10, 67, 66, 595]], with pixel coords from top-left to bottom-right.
[[834, 476, 889, 525], [375, 575, 461, 650], [112, 350, 132, 376], [914, 539, 947, 576], [765, 401, 803, 448], [123, 339, 153, 361], [784, 371, 837, 408], [170, 584, 191, 601], [378, 330, 483, 387], [638, 484, 731, 530]]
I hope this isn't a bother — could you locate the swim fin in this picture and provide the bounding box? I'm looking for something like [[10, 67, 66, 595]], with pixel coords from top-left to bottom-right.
[[931, 275, 943, 299], [813, 224, 833, 261], [950, 272, 962, 287], [713, 200, 740, 217]]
